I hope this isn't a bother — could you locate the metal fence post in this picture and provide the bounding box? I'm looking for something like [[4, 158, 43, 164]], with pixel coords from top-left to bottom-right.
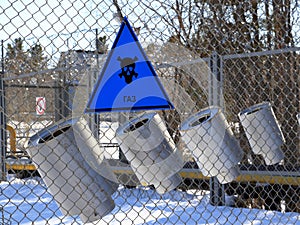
[[0, 40, 6, 181], [54, 80, 68, 121], [0, 78, 6, 181], [1, 205, 3, 225], [93, 28, 100, 139], [209, 51, 225, 206]]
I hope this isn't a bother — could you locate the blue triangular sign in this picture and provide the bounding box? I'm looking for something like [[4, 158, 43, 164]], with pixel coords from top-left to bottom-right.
[[85, 17, 174, 113]]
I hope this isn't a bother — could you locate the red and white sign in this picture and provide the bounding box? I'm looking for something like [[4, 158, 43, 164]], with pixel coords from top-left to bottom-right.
[[36, 97, 46, 115]]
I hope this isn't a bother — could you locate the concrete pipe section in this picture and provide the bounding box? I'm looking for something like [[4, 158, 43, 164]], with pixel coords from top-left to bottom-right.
[[180, 106, 243, 184], [116, 112, 184, 194], [239, 102, 285, 165], [26, 117, 118, 223], [72, 117, 119, 184]]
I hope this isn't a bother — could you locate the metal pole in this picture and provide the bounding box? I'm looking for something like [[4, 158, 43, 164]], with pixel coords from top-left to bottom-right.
[[63, 60, 69, 118], [0, 40, 7, 181], [1, 205, 4, 225], [209, 51, 225, 206], [93, 28, 100, 139]]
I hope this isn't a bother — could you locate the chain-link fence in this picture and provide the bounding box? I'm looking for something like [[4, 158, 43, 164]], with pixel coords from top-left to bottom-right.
[[1, 1, 300, 224]]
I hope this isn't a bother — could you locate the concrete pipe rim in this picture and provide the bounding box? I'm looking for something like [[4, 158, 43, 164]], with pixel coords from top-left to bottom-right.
[[27, 117, 80, 147], [180, 106, 220, 131], [239, 101, 271, 117], [117, 112, 156, 135]]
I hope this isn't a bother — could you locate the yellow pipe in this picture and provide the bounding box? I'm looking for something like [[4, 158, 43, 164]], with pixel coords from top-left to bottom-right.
[[6, 125, 17, 155], [113, 169, 300, 186], [5, 164, 300, 186], [6, 164, 36, 171], [235, 174, 300, 186]]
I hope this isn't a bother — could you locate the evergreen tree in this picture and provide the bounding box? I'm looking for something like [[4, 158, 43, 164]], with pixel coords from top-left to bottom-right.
[[5, 38, 29, 75], [27, 43, 47, 72], [5, 38, 47, 76]]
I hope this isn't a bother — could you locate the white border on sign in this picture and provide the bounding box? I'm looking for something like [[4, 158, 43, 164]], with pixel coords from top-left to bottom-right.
[[36, 97, 46, 115]]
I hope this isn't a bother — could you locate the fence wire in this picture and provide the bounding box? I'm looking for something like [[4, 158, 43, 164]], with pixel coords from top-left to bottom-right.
[[0, 0, 300, 224]]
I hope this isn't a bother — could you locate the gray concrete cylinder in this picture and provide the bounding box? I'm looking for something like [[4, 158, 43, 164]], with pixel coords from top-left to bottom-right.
[[116, 112, 184, 194], [180, 106, 243, 184], [26, 117, 117, 223], [238, 102, 285, 165], [73, 117, 119, 184]]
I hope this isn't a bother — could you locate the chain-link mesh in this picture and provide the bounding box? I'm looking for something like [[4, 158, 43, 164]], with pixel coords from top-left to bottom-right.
[[1, 1, 300, 224]]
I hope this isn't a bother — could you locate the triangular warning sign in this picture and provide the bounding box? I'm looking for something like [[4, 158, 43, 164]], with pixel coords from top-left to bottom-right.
[[85, 17, 174, 113]]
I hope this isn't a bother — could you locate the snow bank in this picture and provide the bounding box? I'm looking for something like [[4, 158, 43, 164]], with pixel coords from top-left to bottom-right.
[[0, 176, 299, 224]]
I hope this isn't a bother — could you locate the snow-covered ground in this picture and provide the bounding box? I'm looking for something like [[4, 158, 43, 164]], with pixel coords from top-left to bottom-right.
[[0, 175, 299, 225]]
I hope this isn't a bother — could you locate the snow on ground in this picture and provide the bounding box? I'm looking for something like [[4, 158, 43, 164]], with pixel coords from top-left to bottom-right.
[[1, 175, 300, 225]]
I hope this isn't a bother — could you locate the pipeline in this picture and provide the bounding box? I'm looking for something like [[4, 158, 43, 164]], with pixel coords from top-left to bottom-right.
[[6, 125, 16, 156]]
